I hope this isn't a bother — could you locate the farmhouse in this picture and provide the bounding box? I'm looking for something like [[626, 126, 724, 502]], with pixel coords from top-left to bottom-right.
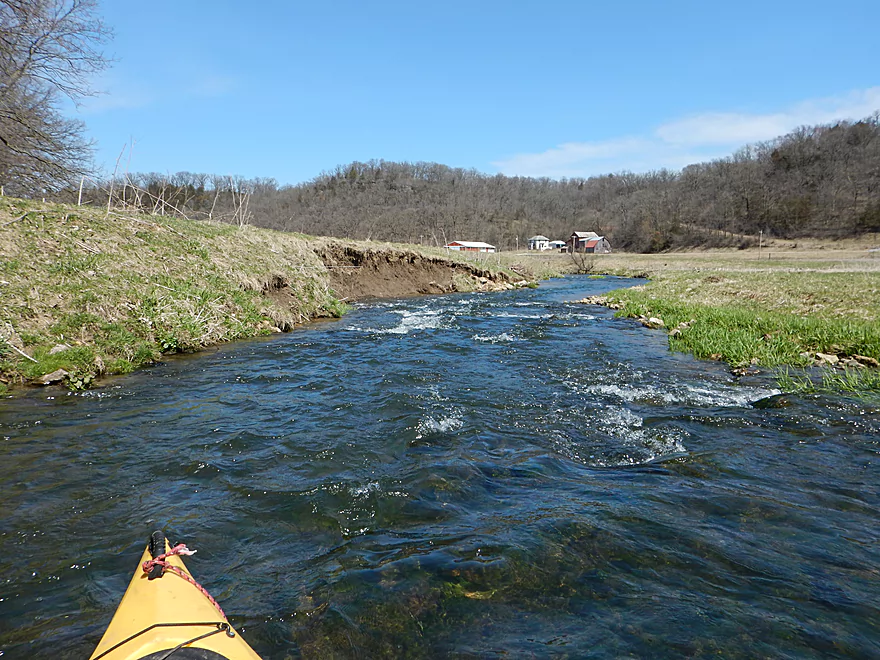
[[445, 241, 496, 253], [567, 231, 611, 254], [527, 235, 550, 250]]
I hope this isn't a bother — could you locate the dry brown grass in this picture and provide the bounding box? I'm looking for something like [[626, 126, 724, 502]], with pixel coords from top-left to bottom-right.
[[587, 249, 880, 323], [0, 197, 342, 391], [0, 198, 520, 392]]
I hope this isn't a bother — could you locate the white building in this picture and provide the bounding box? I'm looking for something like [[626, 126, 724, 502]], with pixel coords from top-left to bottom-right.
[[445, 241, 496, 253], [527, 235, 550, 250]]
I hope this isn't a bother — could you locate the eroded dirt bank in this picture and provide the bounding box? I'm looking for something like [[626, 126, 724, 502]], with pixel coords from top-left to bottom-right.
[[0, 197, 531, 392], [313, 241, 525, 300]]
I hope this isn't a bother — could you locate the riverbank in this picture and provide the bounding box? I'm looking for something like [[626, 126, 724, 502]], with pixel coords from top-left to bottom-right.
[[0, 198, 524, 393], [4, 195, 878, 394], [569, 249, 880, 393]]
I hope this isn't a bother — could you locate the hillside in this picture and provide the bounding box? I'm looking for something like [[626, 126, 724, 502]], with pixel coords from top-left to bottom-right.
[[0, 197, 524, 393], [63, 113, 880, 253]]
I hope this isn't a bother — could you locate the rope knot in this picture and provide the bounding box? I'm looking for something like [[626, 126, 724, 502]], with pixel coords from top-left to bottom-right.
[[140, 542, 225, 618], [141, 543, 197, 575]]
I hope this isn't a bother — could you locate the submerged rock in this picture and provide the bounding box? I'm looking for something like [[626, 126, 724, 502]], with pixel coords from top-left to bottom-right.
[[752, 393, 795, 409]]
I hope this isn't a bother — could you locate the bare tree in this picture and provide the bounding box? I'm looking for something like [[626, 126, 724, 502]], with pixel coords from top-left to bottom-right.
[[0, 0, 112, 194], [568, 250, 596, 274]]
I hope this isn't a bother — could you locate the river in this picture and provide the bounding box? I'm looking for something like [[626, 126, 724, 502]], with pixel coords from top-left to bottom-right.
[[1, 276, 878, 658]]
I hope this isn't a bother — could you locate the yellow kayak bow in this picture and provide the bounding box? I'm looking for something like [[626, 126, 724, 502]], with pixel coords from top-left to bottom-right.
[[89, 531, 262, 660]]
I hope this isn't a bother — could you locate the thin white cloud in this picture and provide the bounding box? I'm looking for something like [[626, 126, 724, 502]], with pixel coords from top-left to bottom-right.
[[76, 78, 155, 114], [658, 88, 880, 145], [74, 73, 237, 115], [493, 87, 880, 178], [190, 75, 237, 98], [79, 92, 153, 114], [504, 137, 649, 176]]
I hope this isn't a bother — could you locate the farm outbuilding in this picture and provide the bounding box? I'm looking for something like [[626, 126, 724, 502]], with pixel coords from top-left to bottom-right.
[[583, 237, 612, 253], [527, 235, 550, 250], [567, 231, 611, 254], [445, 241, 496, 253]]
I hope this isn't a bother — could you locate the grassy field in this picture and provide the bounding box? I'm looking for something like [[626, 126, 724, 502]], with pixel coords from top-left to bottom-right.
[[508, 247, 880, 394]]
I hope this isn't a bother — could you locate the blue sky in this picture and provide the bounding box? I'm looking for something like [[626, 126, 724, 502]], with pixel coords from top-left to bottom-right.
[[75, 0, 880, 184]]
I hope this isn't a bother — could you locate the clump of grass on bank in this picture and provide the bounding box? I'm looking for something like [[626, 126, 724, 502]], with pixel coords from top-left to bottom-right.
[[0, 197, 343, 391], [596, 262, 880, 394], [610, 288, 880, 367], [776, 367, 880, 396]]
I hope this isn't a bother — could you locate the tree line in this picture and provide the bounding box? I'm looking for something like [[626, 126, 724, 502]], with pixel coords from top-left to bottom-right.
[[63, 114, 879, 251]]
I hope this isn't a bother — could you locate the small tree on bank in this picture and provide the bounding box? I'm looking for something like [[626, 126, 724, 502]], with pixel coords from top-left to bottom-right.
[[568, 249, 596, 274]]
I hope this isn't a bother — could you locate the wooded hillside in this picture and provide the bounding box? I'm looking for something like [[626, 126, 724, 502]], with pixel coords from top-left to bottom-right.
[[65, 113, 880, 252]]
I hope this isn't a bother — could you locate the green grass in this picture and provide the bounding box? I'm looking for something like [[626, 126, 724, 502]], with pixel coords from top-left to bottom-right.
[[610, 289, 880, 368], [600, 267, 880, 395], [776, 367, 880, 396], [324, 298, 351, 318], [0, 198, 346, 390], [47, 252, 102, 275]]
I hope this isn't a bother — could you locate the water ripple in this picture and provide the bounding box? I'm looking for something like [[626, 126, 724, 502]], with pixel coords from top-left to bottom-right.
[[1, 276, 878, 659]]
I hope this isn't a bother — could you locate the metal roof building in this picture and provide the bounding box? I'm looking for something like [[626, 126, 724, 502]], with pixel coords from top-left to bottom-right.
[[445, 241, 497, 253]]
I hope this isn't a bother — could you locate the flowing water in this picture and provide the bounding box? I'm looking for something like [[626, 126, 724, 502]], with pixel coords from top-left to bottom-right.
[[1, 276, 878, 658]]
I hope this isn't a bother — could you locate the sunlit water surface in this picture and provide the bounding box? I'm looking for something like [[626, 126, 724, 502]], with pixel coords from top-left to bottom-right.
[[1, 276, 878, 658]]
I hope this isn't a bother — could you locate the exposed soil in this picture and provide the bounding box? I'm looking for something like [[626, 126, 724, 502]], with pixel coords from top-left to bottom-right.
[[313, 241, 516, 300], [0, 195, 528, 393]]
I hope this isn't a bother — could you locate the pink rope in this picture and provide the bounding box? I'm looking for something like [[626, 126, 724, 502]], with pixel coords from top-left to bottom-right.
[[142, 543, 226, 619]]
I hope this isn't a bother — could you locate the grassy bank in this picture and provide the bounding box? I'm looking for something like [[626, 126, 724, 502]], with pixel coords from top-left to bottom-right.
[[4, 195, 878, 395], [0, 197, 352, 393], [577, 249, 880, 394], [0, 198, 526, 394]]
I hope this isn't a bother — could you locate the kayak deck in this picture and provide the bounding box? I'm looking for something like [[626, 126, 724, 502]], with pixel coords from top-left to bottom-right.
[[89, 532, 261, 660]]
